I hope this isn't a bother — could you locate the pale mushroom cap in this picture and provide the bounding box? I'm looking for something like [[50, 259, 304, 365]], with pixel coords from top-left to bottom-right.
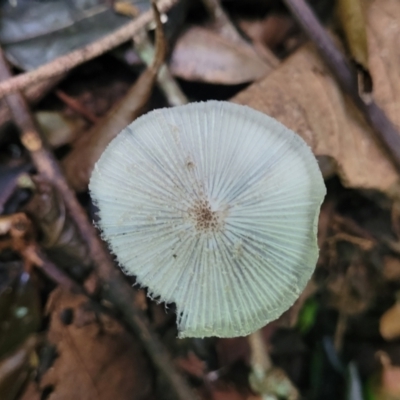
[[89, 101, 326, 338]]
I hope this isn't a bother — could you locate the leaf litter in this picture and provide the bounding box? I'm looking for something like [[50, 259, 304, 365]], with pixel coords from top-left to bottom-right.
[[1, 0, 400, 400]]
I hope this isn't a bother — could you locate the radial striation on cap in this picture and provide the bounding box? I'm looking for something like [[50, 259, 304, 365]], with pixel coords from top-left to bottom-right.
[[89, 101, 326, 338]]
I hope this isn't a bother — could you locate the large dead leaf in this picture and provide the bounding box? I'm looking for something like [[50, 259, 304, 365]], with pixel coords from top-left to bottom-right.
[[232, 0, 400, 195], [40, 288, 152, 400], [169, 25, 275, 84], [0, 0, 151, 71]]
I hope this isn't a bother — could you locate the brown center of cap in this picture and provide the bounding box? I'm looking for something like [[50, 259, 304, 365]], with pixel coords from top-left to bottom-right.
[[187, 199, 226, 232]]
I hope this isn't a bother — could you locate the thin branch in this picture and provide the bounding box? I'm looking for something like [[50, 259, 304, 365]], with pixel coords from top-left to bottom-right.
[[62, 2, 168, 192], [0, 0, 179, 99], [0, 48, 197, 400], [134, 29, 188, 106], [248, 330, 272, 375], [202, 0, 244, 43], [0, 76, 63, 126], [25, 244, 82, 292], [282, 0, 400, 172], [56, 90, 99, 124]]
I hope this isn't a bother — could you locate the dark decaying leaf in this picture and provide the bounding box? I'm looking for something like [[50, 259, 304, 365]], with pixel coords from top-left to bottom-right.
[[0, 335, 39, 400], [40, 288, 152, 400], [0, 0, 151, 71], [25, 178, 92, 277], [310, 337, 346, 400], [0, 264, 41, 358], [0, 164, 32, 215]]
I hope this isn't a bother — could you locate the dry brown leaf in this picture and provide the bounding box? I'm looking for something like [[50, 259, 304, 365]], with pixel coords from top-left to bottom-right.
[[380, 300, 400, 341], [336, 0, 369, 69], [19, 381, 41, 400], [369, 352, 400, 400], [169, 25, 274, 85], [175, 351, 206, 378], [232, 0, 400, 195], [383, 256, 400, 282], [40, 288, 152, 400]]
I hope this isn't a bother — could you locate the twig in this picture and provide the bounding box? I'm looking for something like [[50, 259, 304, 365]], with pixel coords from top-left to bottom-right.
[[0, 49, 197, 400], [55, 90, 99, 124], [282, 0, 400, 172], [248, 330, 272, 375], [114, 1, 187, 106], [25, 244, 82, 292], [62, 2, 168, 192], [201, 0, 244, 43], [0, 76, 63, 126], [0, 0, 179, 99], [134, 29, 188, 106]]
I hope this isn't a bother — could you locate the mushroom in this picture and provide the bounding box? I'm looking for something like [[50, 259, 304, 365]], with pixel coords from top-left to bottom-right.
[[89, 101, 326, 338]]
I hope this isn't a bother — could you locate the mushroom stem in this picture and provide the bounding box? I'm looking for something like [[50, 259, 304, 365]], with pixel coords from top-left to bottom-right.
[[249, 330, 272, 375], [248, 330, 299, 400]]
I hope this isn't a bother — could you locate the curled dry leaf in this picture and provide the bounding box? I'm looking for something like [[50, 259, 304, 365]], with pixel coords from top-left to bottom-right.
[[169, 25, 274, 85], [62, 2, 166, 192], [336, 0, 369, 70], [0, 0, 150, 71], [40, 288, 152, 400], [0, 264, 41, 358], [232, 0, 400, 195]]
